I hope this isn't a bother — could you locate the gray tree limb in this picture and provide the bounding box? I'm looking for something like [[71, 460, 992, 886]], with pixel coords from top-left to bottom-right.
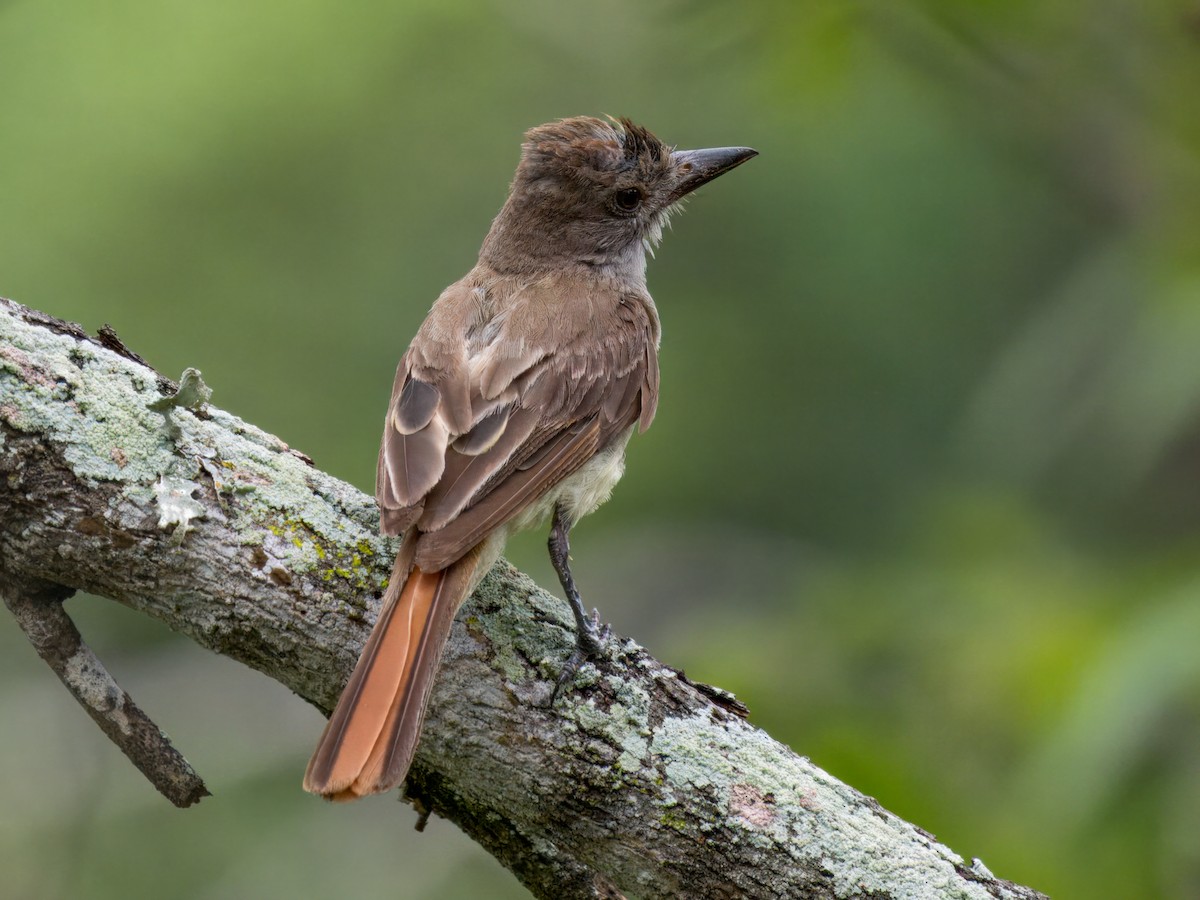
[[0, 297, 1047, 900], [1, 571, 209, 807]]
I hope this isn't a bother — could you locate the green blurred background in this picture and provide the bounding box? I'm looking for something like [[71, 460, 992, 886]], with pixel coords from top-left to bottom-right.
[[3, 1, 1199, 897]]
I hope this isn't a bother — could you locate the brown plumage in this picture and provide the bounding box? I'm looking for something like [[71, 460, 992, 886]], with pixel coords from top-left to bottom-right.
[[304, 116, 756, 800]]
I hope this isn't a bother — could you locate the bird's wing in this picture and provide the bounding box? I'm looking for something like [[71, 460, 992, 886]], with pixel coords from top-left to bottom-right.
[[376, 273, 659, 569]]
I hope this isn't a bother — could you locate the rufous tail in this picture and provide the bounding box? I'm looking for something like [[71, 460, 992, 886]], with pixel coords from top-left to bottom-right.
[[303, 547, 475, 800]]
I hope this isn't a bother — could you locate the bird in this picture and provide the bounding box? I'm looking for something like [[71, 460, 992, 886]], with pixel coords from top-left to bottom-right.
[[303, 116, 757, 800]]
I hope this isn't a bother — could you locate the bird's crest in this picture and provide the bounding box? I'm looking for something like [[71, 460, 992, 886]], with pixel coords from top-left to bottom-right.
[[521, 116, 671, 183]]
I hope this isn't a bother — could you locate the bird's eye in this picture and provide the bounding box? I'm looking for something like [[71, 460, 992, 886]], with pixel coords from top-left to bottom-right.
[[613, 188, 643, 212]]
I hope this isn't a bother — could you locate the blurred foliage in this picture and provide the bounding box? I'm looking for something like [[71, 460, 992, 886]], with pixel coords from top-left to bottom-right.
[[2, 1, 1199, 898]]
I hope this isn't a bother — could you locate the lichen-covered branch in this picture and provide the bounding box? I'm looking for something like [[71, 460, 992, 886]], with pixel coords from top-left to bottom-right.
[[0, 297, 1047, 900]]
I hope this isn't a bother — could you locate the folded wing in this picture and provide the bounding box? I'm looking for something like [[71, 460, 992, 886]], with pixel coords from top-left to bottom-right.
[[376, 274, 660, 566]]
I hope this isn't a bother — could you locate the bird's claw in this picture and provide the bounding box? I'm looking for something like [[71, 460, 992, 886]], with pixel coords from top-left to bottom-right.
[[550, 610, 610, 705], [578, 607, 609, 655]]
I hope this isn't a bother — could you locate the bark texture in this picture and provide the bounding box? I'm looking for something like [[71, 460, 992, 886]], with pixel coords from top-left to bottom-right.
[[0, 297, 1048, 900]]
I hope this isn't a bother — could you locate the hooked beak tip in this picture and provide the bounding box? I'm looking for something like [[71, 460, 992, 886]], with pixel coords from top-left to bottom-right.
[[671, 146, 758, 200]]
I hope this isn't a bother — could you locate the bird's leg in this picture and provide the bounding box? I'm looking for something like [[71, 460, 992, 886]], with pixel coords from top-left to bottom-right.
[[548, 503, 609, 703]]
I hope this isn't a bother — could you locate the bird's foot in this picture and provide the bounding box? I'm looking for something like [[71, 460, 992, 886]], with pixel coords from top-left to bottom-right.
[[550, 609, 610, 706]]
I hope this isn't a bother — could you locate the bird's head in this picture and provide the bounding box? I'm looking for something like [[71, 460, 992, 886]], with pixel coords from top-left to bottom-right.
[[481, 116, 757, 275]]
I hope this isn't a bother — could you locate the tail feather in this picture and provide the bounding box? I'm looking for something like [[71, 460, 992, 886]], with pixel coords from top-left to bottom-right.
[[303, 544, 477, 799], [350, 564, 469, 795]]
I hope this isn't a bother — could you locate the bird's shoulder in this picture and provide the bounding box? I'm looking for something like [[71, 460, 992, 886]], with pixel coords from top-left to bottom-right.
[[410, 267, 656, 396]]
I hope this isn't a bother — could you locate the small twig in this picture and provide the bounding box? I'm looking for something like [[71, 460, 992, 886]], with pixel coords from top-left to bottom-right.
[[0, 574, 209, 808]]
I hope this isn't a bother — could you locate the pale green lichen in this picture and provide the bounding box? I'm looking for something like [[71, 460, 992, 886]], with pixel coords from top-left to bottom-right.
[[153, 476, 205, 541], [603, 675, 653, 772], [251, 513, 387, 593], [463, 566, 567, 685], [148, 367, 211, 412], [659, 811, 688, 832], [0, 304, 393, 596], [649, 711, 999, 900], [0, 323, 178, 486]]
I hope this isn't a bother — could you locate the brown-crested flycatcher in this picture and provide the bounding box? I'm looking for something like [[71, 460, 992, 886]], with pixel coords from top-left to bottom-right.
[[304, 116, 756, 800]]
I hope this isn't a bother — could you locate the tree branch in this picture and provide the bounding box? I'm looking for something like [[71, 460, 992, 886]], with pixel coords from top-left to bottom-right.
[[0, 297, 1047, 899], [0, 573, 209, 807]]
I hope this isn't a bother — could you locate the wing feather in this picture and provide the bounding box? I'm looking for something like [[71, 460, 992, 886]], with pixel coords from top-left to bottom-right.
[[382, 416, 448, 508], [393, 377, 440, 434], [450, 403, 511, 456], [376, 272, 660, 568], [418, 406, 540, 531], [414, 419, 603, 571]]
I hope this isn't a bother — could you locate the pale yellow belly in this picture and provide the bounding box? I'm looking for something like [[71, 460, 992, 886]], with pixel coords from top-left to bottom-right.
[[464, 426, 634, 595], [508, 425, 633, 535]]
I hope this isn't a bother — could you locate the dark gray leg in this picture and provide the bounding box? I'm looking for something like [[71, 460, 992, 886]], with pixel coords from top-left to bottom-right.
[[548, 503, 608, 702]]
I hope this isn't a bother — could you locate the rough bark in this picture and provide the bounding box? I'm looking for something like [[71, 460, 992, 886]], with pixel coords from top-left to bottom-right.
[[0, 297, 1048, 900]]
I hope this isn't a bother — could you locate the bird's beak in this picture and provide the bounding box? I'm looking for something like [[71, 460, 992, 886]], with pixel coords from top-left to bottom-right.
[[669, 146, 758, 201]]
